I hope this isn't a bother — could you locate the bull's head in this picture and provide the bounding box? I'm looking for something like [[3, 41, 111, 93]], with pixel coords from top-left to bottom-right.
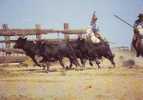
[[14, 37, 27, 49]]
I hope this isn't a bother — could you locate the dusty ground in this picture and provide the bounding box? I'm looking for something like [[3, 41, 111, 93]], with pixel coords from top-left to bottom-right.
[[0, 50, 143, 100]]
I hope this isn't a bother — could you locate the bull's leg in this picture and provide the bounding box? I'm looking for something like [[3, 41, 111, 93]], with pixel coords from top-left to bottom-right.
[[68, 58, 76, 69], [69, 49, 81, 68], [104, 50, 116, 68], [69, 59, 73, 69], [68, 57, 82, 71], [80, 58, 87, 70], [45, 62, 50, 72], [38, 57, 49, 70], [94, 58, 101, 69], [42, 65, 46, 70], [80, 58, 87, 68], [68, 55, 80, 68], [39, 58, 45, 63], [33, 55, 50, 70], [89, 53, 100, 69], [39, 58, 51, 72], [109, 58, 116, 68], [71, 57, 80, 68], [96, 61, 101, 69], [68, 58, 81, 70], [31, 56, 42, 67], [59, 58, 65, 69], [106, 53, 116, 68], [89, 60, 93, 66], [104, 56, 115, 68]]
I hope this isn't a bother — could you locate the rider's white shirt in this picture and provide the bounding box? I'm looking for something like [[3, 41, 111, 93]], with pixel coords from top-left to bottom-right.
[[137, 25, 143, 35]]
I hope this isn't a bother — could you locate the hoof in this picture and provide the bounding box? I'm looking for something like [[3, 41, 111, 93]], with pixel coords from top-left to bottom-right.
[[65, 66, 70, 70], [108, 66, 113, 69]]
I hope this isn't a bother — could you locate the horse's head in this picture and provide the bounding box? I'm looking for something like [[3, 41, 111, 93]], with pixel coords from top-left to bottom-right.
[[14, 37, 27, 49]]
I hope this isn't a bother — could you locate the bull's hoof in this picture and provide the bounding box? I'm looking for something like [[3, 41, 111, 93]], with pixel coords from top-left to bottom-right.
[[97, 66, 101, 69], [98, 67, 101, 69], [75, 67, 81, 71], [79, 68, 84, 71], [82, 67, 86, 70], [108, 66, 113, 69], [42, 67, 46, 70], [65, 66, 70, 70], [89, 62, 93, 66]]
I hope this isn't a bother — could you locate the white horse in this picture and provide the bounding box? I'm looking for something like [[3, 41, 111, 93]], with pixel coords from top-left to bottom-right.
[[81, 27, 101, 43]]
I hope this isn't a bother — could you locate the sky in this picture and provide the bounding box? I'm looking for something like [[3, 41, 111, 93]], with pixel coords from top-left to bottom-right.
[[0, 0, 143, 47]]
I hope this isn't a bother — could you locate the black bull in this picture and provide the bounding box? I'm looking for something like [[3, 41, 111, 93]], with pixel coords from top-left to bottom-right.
[[67, 39, 115, 68], [14, 37, 80, 71], [14, 37, 115, 71]]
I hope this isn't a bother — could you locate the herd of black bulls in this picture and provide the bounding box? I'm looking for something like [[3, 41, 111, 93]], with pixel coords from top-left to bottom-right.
[[14, 37, 115, 72]]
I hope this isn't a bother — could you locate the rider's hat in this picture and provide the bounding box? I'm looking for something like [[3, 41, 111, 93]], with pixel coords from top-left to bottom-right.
[[138, 13, 143, 18]]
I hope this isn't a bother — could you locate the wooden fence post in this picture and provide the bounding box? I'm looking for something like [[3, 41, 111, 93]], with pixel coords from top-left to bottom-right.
[[35, 24, 42, 40], [64, 23, 69, 40], [2, 24, 11, 56]]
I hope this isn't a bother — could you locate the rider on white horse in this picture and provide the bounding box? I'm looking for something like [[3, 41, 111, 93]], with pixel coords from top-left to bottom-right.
[[82, 11, 105, 43]]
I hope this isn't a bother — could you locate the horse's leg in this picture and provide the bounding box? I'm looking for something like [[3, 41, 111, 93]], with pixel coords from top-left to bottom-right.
[[136, 47, 141, 57], [132, 39, 141, 57]]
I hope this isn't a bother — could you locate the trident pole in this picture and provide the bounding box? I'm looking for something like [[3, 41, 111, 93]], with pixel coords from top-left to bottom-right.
[[114, 15, 136, 52], [114, 15, 134, 28]]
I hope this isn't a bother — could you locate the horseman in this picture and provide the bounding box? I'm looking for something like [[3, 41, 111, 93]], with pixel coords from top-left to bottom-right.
[[132, 13, 143, 56], [82, 11, 105, 43]]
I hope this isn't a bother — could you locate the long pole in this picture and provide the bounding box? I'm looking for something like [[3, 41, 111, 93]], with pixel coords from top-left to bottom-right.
[[114, 15, 136, 51], [114, 15, 134, 28]]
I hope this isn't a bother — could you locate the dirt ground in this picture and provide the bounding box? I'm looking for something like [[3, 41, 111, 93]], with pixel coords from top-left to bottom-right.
[[0, 49, 143, 100]]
